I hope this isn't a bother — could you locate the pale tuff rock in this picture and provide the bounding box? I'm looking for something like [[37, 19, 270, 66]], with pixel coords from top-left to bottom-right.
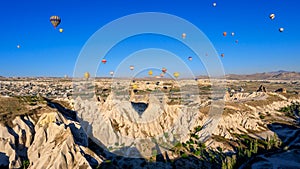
[[225, 92, 268, 102], [0, 124, 22, 168], [27, 112, 102, 169], [75, 92, 201, 157], [0, 115, 36, 169]]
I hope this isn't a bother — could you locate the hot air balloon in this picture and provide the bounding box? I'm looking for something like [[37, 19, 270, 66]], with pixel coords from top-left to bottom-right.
[[102, 59, 107, 64], [84, 72, 90, 80], [160, 73, 165, 77], [59, 28, 63, 33], [162, 67, 167, 73], [279, 27, 284, 32], [221, 53, 225, 57], [130, 65, 134, 71], [173, 72, 180, 79], [148, 70, 153, 76], [213, 2, 217, 7], [17, 44, 20, 49], [269, 13, 275, 20], [188, 56, 193, 61], [223, 32, 227, 37], [182, 33, 186, 39], [50, 16, 61, 29], [109, 71, 114, 76], [132, 84, 138, 90], [235, 40, 239, 43], [231, 32, 235, 36]]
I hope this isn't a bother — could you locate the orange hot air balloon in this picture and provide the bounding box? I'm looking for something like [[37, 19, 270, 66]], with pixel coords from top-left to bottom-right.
[[223, 32, 227, 37], [162, 67, 167, 73], [102, 59, 107, 64], [50, 16, 61, 29], [182, 33, 186, 39], [148, 70, 153, 76]]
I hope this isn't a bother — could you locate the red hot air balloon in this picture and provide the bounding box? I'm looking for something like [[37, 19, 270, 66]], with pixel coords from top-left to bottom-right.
[[102, 59, 107, 64]]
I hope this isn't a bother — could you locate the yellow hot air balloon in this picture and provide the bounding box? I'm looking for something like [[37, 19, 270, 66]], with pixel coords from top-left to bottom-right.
[[84, 72, 90, 79], [173, 72, 180, 79], [50, 16, 61, 29], [148, 70, 153, 76], [132, 84, 138, 89], [59, 28, 63, 33]]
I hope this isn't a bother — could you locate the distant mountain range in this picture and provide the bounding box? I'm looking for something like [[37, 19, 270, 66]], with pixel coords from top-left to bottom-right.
[[1, 71, 300, 80], [225, 70, 300, 80]]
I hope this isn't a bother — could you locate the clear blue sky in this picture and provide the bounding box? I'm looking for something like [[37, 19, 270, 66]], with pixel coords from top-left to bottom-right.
[[0, 0, 300, 77]]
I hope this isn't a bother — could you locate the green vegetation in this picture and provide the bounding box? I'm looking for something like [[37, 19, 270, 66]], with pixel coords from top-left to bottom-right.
[[279, 102, 300, 118], [22, 159, 30, 169]]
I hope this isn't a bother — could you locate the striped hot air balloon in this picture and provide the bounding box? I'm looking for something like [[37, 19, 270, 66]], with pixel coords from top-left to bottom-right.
[[50, 16, 61, 29]]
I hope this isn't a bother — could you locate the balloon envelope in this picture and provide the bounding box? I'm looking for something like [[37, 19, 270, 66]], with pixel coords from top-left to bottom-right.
[[130, 65, 134, 70], [102, 59, 107, 64], [84, 72, 90, 79], [269, 13, 275, 20], [59, 28, 63, 33], [279, 28, 284, 32], [173, 72, 180, 78], [148, 70, 153, 76], [50, 16, 61, 29], [182, 33, 186, 39]]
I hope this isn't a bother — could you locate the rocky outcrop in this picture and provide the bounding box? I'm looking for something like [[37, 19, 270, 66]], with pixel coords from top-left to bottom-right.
[[0, 107, 102, 169], [275, 88, 287, 93], [257, 85, 267, 92], [27, 112, 102, 169]]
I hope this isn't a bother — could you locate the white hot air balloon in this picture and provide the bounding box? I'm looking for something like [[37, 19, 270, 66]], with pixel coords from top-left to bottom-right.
[[279, 27, 284, 32], [269, 13, 275, 20]]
